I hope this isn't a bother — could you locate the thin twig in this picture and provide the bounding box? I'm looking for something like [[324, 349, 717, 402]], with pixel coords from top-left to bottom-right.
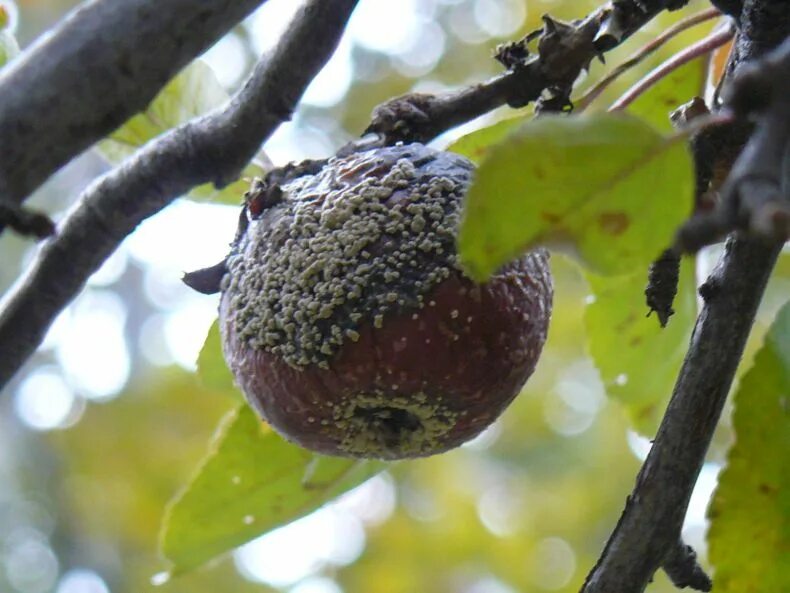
[[575, 7, 722, 112], [0, 201, 54, 238], [609, 23, 735, 111], [0, 0, 267, 214], [662, 539, 713, 591], [0, 0, 360, 390]]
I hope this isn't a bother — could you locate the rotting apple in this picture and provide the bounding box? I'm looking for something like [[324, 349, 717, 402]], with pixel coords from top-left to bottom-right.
[[199, 143, 552, 459]]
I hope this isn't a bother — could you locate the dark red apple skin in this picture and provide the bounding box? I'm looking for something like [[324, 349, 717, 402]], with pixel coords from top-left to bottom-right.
[[220, 251, 552, 459]]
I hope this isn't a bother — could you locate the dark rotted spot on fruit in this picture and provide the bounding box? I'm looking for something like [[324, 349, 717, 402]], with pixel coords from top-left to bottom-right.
[[331, 392, 459, 459], [598, 211, 630, 236], [352, 406, 423, 449]]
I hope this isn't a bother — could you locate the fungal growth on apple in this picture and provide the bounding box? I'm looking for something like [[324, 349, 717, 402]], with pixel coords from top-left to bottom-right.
[[188, 143, 553, 460]]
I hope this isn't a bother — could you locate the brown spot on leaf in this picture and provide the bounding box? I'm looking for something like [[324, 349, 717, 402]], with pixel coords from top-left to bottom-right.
[[616, 313, 637, 333], [598, 211, 630, 236], [541, 211, 561, 225], [472, 146, 488, 159], [758, 483, 778, 496]]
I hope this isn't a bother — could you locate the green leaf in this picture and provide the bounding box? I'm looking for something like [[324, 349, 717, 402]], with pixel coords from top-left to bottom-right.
[[626, 57, 707, 132], [707, 301, 790, 592], [457, 113, 694, 280], [584, 259, 696, 435], [448, 116, 524, 164], [97, 60, 266, 204], [160, 405, 386, 574], [196, 320, 240, 398]]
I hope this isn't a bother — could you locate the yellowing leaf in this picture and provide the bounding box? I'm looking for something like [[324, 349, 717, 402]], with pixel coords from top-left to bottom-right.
[[626, 57, 707, 132], [160, 405, 386, 574], [97, 60, 266, 204], [457, 113, 694, 279], [584, 260, 696, 435], [707, 301, 790, 592]]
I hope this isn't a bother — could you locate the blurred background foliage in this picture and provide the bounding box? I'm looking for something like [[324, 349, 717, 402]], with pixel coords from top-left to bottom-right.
[[0, 1, 788, 593]]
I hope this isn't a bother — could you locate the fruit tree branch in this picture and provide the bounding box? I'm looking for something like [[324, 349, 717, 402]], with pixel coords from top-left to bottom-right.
[[580, 1, 789, 591], [0, 0, 360, 390], [0, 0, 266, 220], [365, 0, 691, 144]]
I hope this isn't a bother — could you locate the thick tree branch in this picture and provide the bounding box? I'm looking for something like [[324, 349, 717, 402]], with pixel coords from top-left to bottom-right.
[[0, 0, 266, 215], [582, 239, 781, 593], [581, 1, 789, 591], [0, 0, 359, 390], [366, 0, 690, 144]]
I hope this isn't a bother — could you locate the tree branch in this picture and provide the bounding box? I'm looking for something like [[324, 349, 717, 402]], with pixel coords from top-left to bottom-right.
[[575, 7, 722, 113], [0, 0, 266, 214], [608, 22, 735, 111], [0, 0, 360, 390], [675, 36, 790, 252], [365, 0, 690, 144], [580, 1, 789, 591], [0, 201, 54, 238]]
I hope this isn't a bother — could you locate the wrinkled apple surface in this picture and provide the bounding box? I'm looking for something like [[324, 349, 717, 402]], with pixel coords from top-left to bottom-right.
[[220, 144, 553, 459]]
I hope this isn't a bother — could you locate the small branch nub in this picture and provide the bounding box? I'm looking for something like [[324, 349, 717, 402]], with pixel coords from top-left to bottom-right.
[[645, 249, 681, 328]]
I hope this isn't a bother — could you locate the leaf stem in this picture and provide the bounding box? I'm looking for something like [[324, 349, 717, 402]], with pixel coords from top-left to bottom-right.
[[608, 24, 735, 112], [575, 7, 723, 113]]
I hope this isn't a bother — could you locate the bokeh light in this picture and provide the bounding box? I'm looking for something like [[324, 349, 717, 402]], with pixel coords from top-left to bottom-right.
[[290, 577, 344, 593], [530, 537, 577, 590], [234, 507, 366, 587], [55, 569, 111, 593], [0, 0, 18, 32], [14, 367, 80, 430], [55, 290, 130, 400], [2, 529, 59, 593]]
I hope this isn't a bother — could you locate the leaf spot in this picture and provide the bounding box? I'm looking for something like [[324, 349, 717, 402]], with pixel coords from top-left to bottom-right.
[[598, 211, 630, 236], [541, 212, 562, 225], [757, 483, 777, 496]]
